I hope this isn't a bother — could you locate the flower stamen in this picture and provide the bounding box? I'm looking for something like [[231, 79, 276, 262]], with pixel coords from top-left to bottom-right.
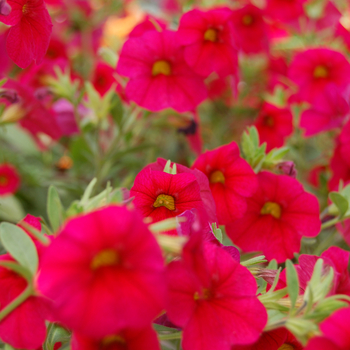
[[204, 28, 218, 42], [153, 194, 175, 211], [152, 60, 171, 76], [209, 170, 225, 184], [91, 249, 119, 270], [261, 202, 282, 219]]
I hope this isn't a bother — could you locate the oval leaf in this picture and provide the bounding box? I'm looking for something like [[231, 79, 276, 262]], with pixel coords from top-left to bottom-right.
[[286, 259, 299, 311], [0, 222, 38, 275]]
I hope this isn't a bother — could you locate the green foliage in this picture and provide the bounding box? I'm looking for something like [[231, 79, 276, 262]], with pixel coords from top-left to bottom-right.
[[47, 186, 65, 232], [0, 223, 38, 275]]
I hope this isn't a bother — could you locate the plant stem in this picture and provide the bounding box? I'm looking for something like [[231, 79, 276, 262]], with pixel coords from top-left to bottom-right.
[[0, 284, 33, 322], [158, 332, 183, 340], [321, 217, 340, 230]]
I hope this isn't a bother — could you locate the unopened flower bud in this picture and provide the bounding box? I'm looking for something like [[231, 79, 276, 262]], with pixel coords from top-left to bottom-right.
[[0, 0, 11, 16], [276, 161, 297, 178], [0, 89, 20, 104]]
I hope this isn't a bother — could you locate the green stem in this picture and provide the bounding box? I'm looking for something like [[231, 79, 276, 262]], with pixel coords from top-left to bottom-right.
[[321, 217, 340, 230], [0, 284, 33, 322], [158, 332, 183, 341]]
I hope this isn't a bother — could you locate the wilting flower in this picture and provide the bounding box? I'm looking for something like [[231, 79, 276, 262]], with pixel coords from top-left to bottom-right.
[[0, 0, 53, 68], [38, 206, 165, 338], [167, 239, 267, 350], [226, 171, 321, 262], [192, 141, 257, 225], [177, 7, 238, 78], [116, 30, 207, 112], [0, 163, 20, 196], [254, 102, 293, 152], [288, 48, 350, 103]]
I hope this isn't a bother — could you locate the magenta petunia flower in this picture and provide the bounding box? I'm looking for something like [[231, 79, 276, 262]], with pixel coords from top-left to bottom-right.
[[167, 240, 267, 350], [234, 327, 303, 350], [300, 85, 349, 136], [304, 307, 350, 350], [0, 0, 53, 69], [130, 167, 206, 234], [116, 30, 207, 112], [71, 326, 160, 350], [254, 102, 293, 152], [329, 144, 350, 190], [226, 171, 321, 263], [288, 48, 350, 103], [0, 163, 20, 196], [231, 4, 269, 55], [145, 158, 217, 224], [38, 206, 166, 338], [192, 141, 257, 225], [177, 7, 238, 78], [264, 0, 306, 23]]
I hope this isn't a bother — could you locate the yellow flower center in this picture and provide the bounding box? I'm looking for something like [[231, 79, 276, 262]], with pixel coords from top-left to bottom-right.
[[261, 202, 282, 219], [152, 60, 171, 76], [102, 334, 126, 346], [194, 288, 211, 300], [313, 65, 329, 78], [0, 176, 9, 186], [278, 344, 294, 350], [91, 249, 119, 270], [153, 194, 175, 211], [209, 170, 225, 184], [242, 15, 253, 26], [263, 116, 274, 127], [204, 28, 218, 42], [22, 3, 29, 14]]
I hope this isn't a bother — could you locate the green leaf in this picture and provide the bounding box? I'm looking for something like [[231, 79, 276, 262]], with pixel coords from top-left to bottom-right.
[[47, 186, 65, 232], [0, 260, 33, 282], [286, 259, 299, 311], [329, 192, 349, 218], [0, 223, 38, 275], [4, 344, 15, 350], [80, 178, 97, 204], [267, 259, 278, 270], [43, 323, 71, 350]]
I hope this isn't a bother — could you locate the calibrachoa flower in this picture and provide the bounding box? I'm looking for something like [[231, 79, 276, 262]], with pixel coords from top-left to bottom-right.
[[145, 158, 217, 224], [300, 85, 349, 136], [304, 307, 350, 350], [233, 327, 303, 349], [38, 206, 165, 338], [130, 167, 205, 233], [254, 102, 293, 152], [116, 30, 207, 112], [192, 141, 257, 225], [264, 0, 306, 23], [167, 239, 267, 350], [0, 0, 53, 68], [0, 163, 20, 196], [71, 326, 160, 350], [0, 217, 50, 349], [177, 7, 238, 78], [226, 171, 321, 262], [231, 4, 269, 55], [288, 48, 350, 103]]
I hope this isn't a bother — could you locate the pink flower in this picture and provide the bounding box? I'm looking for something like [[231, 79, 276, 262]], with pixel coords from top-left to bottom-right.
[[192, 141, 257, 225], [128, 15, 167, 38], [226, 171, 321, 262], [145, 158, 217, 224], [116, 30, 207, 112], [0, 163, 20, 196], [329, 144, 350, 190], [288, 48, 350, 103], [71, 326, 160, 350], [264, 0, 306, 23], [38, 206, 165, 338], [167, 240, 267, 350], [304, 307, 350, 350], [177, 7, 238, 77], [254, 102, 293, 152], [92, 62, 117, 96], [300, 85, 349, 136], [0, 217, 50, 349], [0, 0, 53, 69], [234, 327, 303, 350], [130, 167, 206, 234], [231, 4, 269, 55]]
